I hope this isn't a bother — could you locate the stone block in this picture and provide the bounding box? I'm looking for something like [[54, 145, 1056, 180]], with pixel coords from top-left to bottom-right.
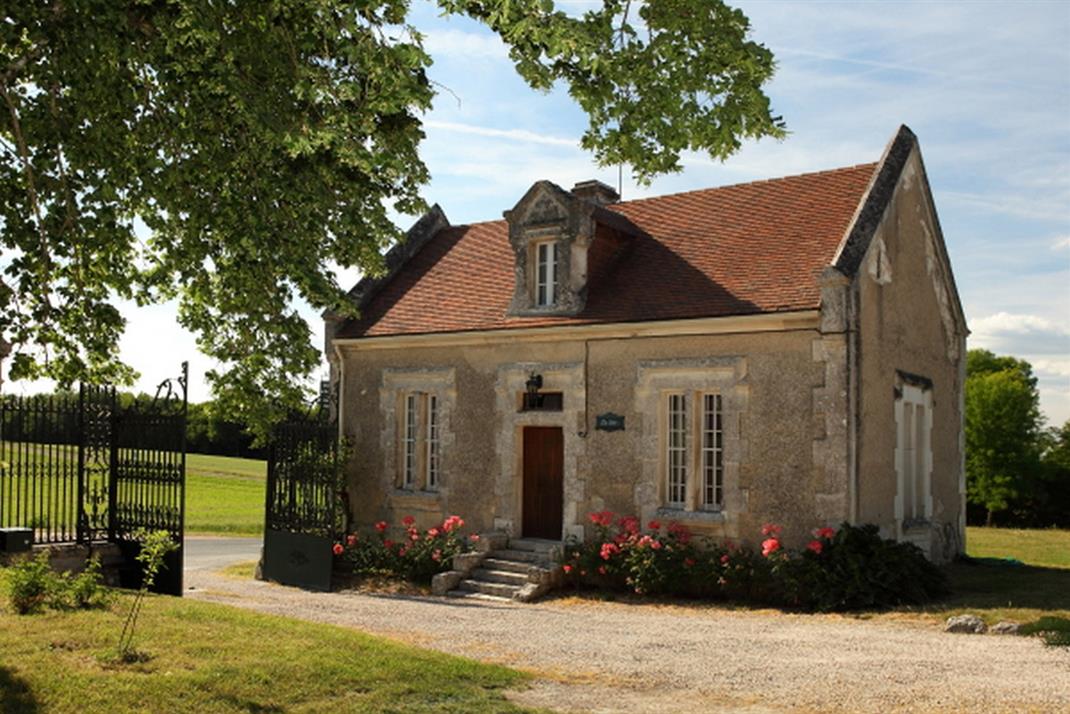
[[432, 570, 463, 596], [945, 614, 986, 634]]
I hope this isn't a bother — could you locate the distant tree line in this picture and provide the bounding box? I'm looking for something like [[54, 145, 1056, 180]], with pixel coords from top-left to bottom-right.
[[1, 389, 264, 460], [965, 349, 1070, 528]]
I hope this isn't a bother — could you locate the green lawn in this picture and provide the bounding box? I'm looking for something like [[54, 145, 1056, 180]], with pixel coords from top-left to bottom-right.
[[885, 526, 1070, 631], [0, 572, 534, 714], [966, 526, 1070, 569], [184, 453, 266, 536]]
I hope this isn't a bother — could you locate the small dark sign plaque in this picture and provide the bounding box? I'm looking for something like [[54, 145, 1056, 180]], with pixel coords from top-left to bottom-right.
[[595, 413, 625, 432]]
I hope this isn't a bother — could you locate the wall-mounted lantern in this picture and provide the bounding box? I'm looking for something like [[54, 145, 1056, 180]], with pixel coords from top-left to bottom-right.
[[525, 373, 543, 410]]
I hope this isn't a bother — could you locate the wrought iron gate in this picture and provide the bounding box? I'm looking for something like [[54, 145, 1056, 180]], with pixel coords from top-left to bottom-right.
[[0, 363, 188, 595], [262, 396, 342, 591]]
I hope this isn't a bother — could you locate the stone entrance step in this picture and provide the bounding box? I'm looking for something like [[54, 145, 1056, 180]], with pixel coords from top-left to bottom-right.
[[442, 536, 564, 603]]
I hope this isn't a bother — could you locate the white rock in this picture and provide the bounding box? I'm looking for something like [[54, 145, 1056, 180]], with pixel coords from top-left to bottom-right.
[[990, 621, 1020, 636], [945, 614, 987, 634]]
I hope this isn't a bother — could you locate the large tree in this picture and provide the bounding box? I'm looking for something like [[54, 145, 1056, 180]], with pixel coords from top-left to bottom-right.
[[1, 0, 784, 431], [964, 349, 1044, 526]]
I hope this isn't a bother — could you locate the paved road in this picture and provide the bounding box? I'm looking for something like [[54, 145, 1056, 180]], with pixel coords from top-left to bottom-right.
[[183, 536, 261, 573]]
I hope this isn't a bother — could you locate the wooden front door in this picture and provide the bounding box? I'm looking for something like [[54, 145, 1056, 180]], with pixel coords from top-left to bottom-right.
[[522, 426, 564, 540]]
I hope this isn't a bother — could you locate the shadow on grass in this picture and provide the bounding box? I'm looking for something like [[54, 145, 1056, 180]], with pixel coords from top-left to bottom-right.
[[938, 559, 1070, 612], [0, 667, 39, 714]]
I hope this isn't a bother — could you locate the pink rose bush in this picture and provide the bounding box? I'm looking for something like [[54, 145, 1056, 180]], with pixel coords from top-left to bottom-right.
[[558, 516, 947, 611], [334, 514, 473, 584]]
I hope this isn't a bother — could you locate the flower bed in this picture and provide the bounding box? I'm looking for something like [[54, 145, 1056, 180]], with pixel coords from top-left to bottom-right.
[[333, 515, 477, 585], [559, 513, 947, 611]]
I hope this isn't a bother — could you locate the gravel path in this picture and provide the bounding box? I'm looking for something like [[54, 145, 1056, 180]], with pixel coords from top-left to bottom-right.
[[186, 569, 1070, 713]]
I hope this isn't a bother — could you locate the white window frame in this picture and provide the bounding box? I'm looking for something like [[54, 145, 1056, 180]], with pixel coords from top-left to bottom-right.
[[534, 240, 557, 307], [399, 391, 443, 492], [666, 392, 688, 508], [402, 393, 419, 489], [661, 390, 724, 511], [426, 394, 440, 491], [895, 382, 933, 527], [701, 393, 724, 511]]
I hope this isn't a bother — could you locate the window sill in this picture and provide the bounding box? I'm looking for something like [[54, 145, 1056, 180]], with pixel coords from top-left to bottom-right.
[[902, 518, 931, 533], [655, 507, 726, 524], [389, 490, 442, 512]]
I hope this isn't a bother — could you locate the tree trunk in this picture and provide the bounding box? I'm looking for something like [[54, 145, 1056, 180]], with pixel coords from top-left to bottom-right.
[[986, 509, 995, 527]]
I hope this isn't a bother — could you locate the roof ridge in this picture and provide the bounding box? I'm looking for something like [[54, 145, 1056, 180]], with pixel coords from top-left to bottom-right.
[[610, 162, 880, 209]]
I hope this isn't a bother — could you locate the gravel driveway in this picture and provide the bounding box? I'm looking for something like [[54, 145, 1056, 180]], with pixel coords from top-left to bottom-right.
[[184, 559, 1070, 714]]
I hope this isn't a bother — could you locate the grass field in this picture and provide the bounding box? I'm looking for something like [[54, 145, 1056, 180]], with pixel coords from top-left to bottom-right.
[[885, 526, 1070, 634], [0, 571, 534, 714], [184, 453, 265, 536], [1, 444, 266, 537], [966, 526, 1070, 569]]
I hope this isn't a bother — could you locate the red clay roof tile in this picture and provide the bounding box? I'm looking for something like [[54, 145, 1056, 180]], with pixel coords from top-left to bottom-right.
[[338, 163, 878, 338]]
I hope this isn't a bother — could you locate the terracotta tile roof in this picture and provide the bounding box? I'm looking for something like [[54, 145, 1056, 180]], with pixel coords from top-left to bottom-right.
[[337, 163, 879, 339]]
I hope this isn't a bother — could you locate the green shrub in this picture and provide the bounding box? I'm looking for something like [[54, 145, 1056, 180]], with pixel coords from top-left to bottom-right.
[[7, 551, 55, 614], [7, 551, 112, 614], [337, 514, 474, 584], [558, 515, 947, 612], [63, 557, 112, 609], [777, 524, 948, 611]]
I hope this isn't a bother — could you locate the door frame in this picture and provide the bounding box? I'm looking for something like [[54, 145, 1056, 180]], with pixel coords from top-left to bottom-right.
[[521, 425, 565, 540]]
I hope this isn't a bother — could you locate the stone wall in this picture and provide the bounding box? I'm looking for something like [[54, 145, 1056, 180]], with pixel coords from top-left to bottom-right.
[[854, 147, 967, 562], [336, 314, 854, 550]]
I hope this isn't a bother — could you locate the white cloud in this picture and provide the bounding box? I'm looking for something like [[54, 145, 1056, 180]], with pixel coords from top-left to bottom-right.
[[424, 119, 578, 148], [1053, 236, 1070, 251], [422, 28, 508, 61], [971, 312, 1070, 340]]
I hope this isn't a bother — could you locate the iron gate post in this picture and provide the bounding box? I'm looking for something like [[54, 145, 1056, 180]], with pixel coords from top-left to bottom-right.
[[76, 384, 87, 544]]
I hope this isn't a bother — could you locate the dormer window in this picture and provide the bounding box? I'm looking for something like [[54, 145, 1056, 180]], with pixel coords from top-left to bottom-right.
[[535, 240, 557, 307]]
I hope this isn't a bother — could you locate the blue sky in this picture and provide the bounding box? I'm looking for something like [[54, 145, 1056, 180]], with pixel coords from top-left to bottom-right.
[[7, 1, 1070, 424]]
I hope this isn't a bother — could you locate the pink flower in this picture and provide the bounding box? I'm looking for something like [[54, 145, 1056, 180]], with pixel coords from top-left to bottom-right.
[[469, 534, 480, 542], [761, 523, 782, 537], [384, 539, 394, 549], [684, 558, 696, 568], [598, 566, 607, 575], [647, 519, 662, 531], [562, 564, 573, 574], [428, 527, 440, 538], [650, 539, 663, 550], [410, 533, 419, 542], [813, 526, 836, 540], [442, 515, 464, 533], [375, 521, 388, 533], [720, 554, 730, 565], [401, 515, 415, 527], [346, 534, 358, 546], [668, 521, 692, 544], [618, 515, 640, 535], [761, 537, 781, 557], [600, 542, 620, 560], [399, 546, 409, 557], [432, 549, 442, 562], [807, 540, 823, 555], [332, 543, 344, 556], [588, 510, 614, 527]]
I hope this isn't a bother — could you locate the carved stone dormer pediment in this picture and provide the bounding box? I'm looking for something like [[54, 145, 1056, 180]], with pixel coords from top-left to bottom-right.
[[504, 180, 621, 317]]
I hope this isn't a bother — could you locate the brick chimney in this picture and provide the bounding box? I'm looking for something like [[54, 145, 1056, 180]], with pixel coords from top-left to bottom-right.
[[571, 179, 619, 206]]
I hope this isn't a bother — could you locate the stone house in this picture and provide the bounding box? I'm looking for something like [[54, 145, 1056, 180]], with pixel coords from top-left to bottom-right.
[[325, 125, 968, 562]]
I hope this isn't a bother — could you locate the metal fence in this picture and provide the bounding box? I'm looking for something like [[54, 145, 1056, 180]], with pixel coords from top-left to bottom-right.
[[0, 365, 187, 594], [265, 418, 342, 538], [262, 393, 342, 591]]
